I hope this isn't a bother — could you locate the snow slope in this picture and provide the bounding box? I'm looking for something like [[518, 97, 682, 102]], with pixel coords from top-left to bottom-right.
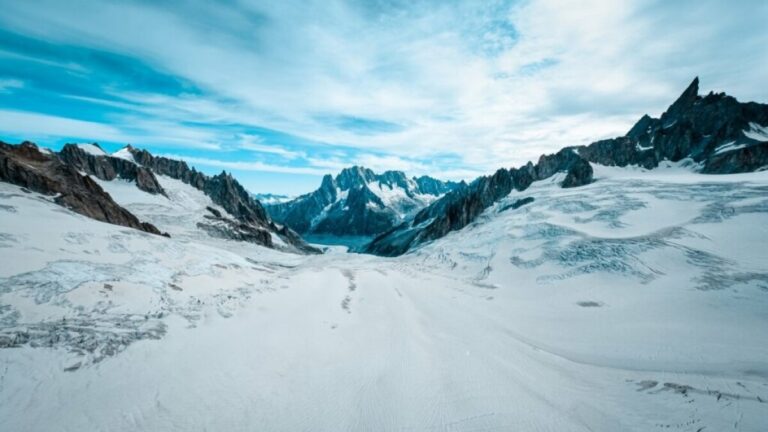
[[1, 165, 768, 431]]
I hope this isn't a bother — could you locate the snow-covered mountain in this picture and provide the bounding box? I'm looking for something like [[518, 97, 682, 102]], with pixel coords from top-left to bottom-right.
[[265, 166, 460, 237], [2, 162, 767, 431], [365, 77, 768, 256], [2, 77, 768, 431], [0, 141, 318, 254]]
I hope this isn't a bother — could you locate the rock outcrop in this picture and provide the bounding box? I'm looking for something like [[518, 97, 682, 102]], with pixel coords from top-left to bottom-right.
[[364, 77, 768, 256], [58, 143, 165, 195], [363, 146, 597, 256], [0, 141, 166, 236], [266, 166, 460, 238], [575, 77, 768, 172], [122, 146, 319, 254]]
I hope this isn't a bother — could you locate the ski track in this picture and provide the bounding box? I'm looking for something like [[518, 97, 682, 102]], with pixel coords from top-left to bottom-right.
[[2, 168, 768, 431]]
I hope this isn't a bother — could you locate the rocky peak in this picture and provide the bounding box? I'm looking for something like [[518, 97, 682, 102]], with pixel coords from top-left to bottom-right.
[[626, 114, 658, 138], [377, 170, 410, 189], [318, 174, 338, 201], [58, 143, 166, 196], [204, 171, 269, 225], [336, 166, 377, 190], [663, 76, 700, 120], [413, 175, 457, 196], [364, 77, 768, 257], [0, 141, 166, 236], [265, 166, 460, 239]]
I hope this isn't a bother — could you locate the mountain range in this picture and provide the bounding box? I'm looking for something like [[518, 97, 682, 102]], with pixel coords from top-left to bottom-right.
[[3, 77, 768, 432], [265, 167, 460, 238], [1, 78, 766, 257], [0, 141, 319, 254], [363, 77, 768, 256]]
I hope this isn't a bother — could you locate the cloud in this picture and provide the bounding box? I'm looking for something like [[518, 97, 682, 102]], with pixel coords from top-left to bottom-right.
[[0, 78, 24, 92], [235, 133, 304, 159], [0, 0, 765, 194], [0, 109, 126, 142], [160, 153, 330, 176]]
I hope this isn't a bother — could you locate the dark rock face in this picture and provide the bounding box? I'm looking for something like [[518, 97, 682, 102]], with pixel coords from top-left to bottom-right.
[[266, 166, 460, 237], [414, 175, 461, 196], [124, 146, 319, 254], [562, 157, 594, 188], [267, 174, 338, 233], [58, 144, 165, 195], [575, 77, 768, 171], [128, 146, 208, 189], [0, 141, 166, 236], [364, 166, 539, 256], [365, 77, 768, 256], [500, 196, 534, 212], [197, 208, 273, 247], [702, 144, 768, 174]]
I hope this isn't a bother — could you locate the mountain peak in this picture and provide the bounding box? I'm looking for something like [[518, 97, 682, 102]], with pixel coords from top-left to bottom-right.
[[336, 166, 377, 190], [663, 76, 700, 119]]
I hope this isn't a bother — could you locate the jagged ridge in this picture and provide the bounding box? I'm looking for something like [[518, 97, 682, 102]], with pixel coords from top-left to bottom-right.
[[63, 144, 319, 254], [0, 141, 166, 236], [266, 166, 460, 237], [364, 77, 768, 256]]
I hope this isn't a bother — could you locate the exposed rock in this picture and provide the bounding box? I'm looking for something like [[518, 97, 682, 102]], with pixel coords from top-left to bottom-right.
[[500, 197, 534, 212], [266, 166, 460, 238], [197, 218, 273, 247], [363, 167, 535, 256], [562, 157, 594, 188], [124, 146, 319, 253], [364, 77, 768, 256], [414, 175, 460, 196], [58, 144, 165, 195], [575, 77, 768, 171], [0, 141, 166, 236], [701, 144, 768, 174]]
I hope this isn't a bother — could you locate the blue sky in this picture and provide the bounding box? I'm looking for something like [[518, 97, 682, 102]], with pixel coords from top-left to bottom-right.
[[0, 0, 766, 195]]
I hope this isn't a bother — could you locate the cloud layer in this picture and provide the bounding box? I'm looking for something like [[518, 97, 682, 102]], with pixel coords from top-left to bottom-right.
[[0, 0, 766, 194]]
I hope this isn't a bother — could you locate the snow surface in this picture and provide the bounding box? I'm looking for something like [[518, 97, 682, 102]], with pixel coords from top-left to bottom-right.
[[111, 146, 136, 162], [714, 140, 747, 155], [744, 122, 768, 142], [369, 181, 437, 218], [2, 165, 768, 431], [75, 143, 107, 156]]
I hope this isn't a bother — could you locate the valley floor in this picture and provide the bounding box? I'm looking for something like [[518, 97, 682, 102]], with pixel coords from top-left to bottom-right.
[[1, 165, 768, 431]]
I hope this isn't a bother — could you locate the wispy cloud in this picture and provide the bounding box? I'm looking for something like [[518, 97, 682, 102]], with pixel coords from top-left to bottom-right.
[[0, 78, 24, 92]]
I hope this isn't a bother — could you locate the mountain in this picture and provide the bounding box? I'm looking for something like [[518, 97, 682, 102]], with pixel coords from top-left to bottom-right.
[[3, 151, 767, 432], [265, 166, 460, 237], [0, 141, 166, 236], [365, 77, 768, 256], [2, 141, 319, 254]]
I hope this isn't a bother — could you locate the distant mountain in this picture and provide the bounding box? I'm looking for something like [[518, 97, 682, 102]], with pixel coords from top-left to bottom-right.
[[252, 193, 293, 205], [0, 141, 319, 254], [365, 77, 768, 256], [265, 166, 460, 237]]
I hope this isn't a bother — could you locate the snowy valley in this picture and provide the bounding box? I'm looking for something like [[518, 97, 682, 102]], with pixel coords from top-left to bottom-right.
[[1, 76, 768, 431], [1, 162, 767, 431]]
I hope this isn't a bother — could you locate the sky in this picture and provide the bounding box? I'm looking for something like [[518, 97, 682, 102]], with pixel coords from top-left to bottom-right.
[[0, 0, 766, 195]]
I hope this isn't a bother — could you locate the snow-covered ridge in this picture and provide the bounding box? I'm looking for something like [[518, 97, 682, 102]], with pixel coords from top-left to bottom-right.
[[75, 143, 107, 156], [111, 146, 136, 162]]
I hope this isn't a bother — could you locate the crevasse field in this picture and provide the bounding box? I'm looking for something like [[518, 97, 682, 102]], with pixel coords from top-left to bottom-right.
[[1, 164, 767, 431]]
